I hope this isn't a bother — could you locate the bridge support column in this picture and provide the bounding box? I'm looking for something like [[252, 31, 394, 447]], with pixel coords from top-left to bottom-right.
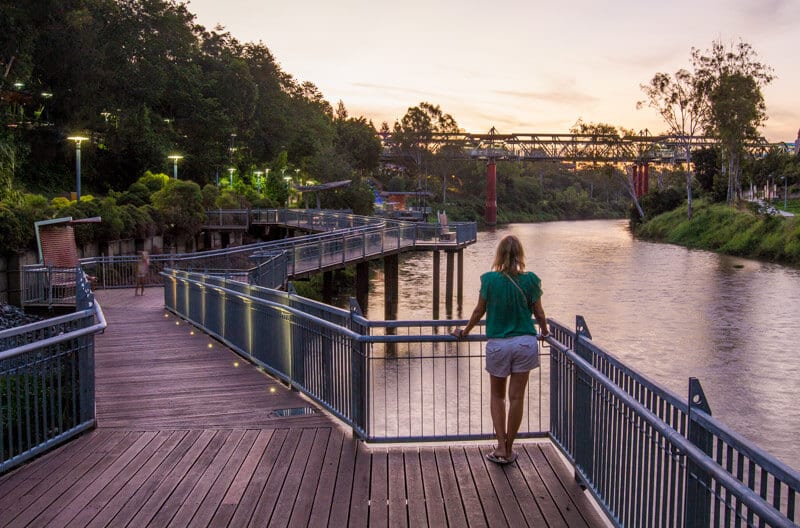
[[355, 262, 369, 314], [322, 271, 333, 305], [384, 254, 399, 321], [642, 163, 649, 194], [432, 251, 440, 319], [485, 160, 497, 225], [457, 249, 464, 313], [445, 250, 455, 316]]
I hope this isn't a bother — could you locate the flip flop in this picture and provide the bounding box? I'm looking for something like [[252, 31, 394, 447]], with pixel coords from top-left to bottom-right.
[[485, 451, 519, 465]]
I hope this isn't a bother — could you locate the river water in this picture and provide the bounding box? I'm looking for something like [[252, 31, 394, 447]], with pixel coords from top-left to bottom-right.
[[364, 219, 800, 470]]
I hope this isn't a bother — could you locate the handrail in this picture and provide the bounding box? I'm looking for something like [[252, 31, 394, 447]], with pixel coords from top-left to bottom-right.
[[0, 303, 106, 360], [1, 301, 107, 474], [562, 344, 796, 528]]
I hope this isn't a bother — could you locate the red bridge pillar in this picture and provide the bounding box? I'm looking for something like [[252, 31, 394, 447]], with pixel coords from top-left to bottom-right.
[[485, 160, 497, 225], [630, 163, 650, 198]]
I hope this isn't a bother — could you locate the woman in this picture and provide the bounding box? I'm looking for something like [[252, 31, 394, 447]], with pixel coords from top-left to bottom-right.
[[134, 251, 149, 296], [452, 235, 549, 465]]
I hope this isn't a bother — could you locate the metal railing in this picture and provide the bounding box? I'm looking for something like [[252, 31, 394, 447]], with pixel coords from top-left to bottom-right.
[[0, 300, 106, 474], [163, 269, 799, 527], [548, 318, 799, 528], [23, 210, 476, 294], [162, 270, 545, 441], [21, 266, 81, 307]]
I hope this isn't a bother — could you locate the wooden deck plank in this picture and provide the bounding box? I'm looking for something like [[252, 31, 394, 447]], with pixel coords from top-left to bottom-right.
[[368, 449, 389, 527], [0, 431, 130, 528], [148, 429, 237, 527], [403, 450, 429, 528], [419, 448, 448, 527], [475, 446, 530, 528], [306, 427, 345, 527], [266, 427, 319, 526], [206, 429, 274, 528], [388, 449, 409, 528], [64, 430, 180, 528], [166, 428, 249, 528], [348, 444, 372, 527], [38, 431, 156, 527], [83, 430, 197, 528], [327, 433, 359, 527], [464, 445, 515, 528], [246, 427, 305, 526], [0, 428, 111, 516], [527, 444, 593, 527], [449, 447, 488, 527], [225, 428, 289, 527], [287, 427, 332, 528], [540, 443, 609, 527], [434, 447, 470, 528]]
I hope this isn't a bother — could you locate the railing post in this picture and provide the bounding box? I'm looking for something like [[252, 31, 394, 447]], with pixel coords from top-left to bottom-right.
[[685, 377, 713, 528], [349, 299, 368, 439], [573, 315, 594, 487]]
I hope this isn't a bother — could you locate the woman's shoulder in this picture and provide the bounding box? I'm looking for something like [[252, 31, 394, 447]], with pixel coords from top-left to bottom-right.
[[522, 271, 541, 283]]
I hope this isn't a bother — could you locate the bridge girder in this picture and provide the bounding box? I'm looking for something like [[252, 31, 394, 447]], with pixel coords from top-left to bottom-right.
[[381, 132, 779, 165]]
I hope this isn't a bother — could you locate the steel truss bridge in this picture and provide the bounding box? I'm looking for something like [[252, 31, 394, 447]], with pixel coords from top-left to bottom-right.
[[381, 129, 785, 164]]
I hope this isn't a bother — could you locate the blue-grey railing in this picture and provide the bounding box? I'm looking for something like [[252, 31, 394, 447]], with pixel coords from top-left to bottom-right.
[[548, 318, 799, 528], [163, 269, 799, 527], [162, 269, 546, 441], [0, 299, 106, 474], [38, 209, 476, 293]]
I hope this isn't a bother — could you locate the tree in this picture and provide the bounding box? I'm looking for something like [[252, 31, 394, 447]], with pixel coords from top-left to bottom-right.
[[150, 179, 204, 245], [691, 40, 773, 203], [570, 120, 645, 218], [391, 102, 460, 186], [692, 147, 723, 200], [639, 69, 704, 218]]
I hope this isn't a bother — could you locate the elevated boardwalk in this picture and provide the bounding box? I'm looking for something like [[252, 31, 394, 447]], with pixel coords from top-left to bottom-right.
[[0, 288, 606, 527]]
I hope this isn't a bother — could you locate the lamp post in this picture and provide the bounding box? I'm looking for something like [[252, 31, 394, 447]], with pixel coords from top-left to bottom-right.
[[41, 92, 52, 122], [168, 155, 183, 179], [782, 176, 788, 210], [67, 136, 88, 202], [254, 170, 263, 192], [227, 167, 235, 187]]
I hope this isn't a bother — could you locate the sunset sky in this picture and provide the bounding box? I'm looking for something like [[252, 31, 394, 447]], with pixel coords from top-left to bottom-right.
[[186, 0, 799, 143]]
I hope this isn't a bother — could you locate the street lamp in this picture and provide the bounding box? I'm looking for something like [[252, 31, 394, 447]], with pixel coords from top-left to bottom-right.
[[41, 92, 53, 122], [227, 167, 235, 187], [168, 155, 183, 179], [67, 136, 89, 202], [782, 176, 788, 210], [253, 170, 263, 192]]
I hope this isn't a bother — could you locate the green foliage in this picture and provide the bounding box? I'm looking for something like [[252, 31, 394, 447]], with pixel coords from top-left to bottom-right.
[[151, 180, 204, 244], [636, 200, 800, 266], [319, 178, 375, 215], [215, 189, 249, 209]]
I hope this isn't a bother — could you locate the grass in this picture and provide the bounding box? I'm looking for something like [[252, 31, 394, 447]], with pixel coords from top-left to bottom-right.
[[635, 199, 800, 267]]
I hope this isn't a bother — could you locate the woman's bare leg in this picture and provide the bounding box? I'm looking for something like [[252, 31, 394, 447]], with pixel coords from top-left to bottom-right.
[[489, 375, 509, 458], [506, 371, 530, 458]]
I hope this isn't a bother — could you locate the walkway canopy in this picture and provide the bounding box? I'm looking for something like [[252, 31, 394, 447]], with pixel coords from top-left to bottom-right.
[[293, 179, 351, 209]]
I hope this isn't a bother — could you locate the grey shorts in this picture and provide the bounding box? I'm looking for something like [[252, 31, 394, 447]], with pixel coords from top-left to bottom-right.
[[485, 335, 540, 377]]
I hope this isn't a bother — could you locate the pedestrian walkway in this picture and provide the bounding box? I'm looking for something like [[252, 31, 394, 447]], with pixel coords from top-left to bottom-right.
[[0, 288, 607, 527]]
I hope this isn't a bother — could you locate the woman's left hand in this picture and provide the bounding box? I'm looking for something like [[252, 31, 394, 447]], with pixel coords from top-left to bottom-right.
[[451, 328, 465, 338]]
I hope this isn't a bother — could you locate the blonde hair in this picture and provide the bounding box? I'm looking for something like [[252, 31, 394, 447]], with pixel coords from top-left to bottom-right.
[[491, 235, 526, 275]]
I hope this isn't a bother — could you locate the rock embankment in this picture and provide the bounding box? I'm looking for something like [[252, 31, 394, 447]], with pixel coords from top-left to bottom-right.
[[0, 304, 43, 331]]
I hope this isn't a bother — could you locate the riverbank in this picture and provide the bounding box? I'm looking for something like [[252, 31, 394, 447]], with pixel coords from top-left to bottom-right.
[[634, 199, 800, 267]]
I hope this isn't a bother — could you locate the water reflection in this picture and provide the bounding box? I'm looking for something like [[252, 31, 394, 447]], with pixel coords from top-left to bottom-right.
[[365, 219, 800, 468]]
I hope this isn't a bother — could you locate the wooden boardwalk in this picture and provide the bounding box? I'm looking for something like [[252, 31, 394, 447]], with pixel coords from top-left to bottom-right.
[[0, 288, 608, 527]]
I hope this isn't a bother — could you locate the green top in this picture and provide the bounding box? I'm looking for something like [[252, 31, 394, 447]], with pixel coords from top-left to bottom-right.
[[479, 271, 543, 338]]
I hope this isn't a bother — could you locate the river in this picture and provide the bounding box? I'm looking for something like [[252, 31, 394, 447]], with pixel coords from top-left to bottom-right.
[[364, 219, 800, 470]]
